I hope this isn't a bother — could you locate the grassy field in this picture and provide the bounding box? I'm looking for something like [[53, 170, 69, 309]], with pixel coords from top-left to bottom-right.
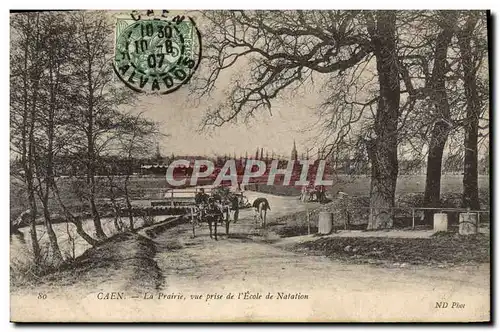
[[11, 174, 490, 221], [246, 174, 490, 197]]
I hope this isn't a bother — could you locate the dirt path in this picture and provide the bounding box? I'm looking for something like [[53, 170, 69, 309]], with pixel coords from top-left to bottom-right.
[[150, 195, 490, 322], [10, 192, 490, 322]]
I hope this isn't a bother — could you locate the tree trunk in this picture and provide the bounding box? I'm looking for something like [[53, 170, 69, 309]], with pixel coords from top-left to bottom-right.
[[89, 193, 106, 239], [113, 210, 122, 232], [52, 180, 99, 247], [462, 117, 480, 210], [110, 190, 123, 232], [74, 218, 99, 247], [27, 72, 42, 268], [107, 177, 123, 232], [423, 122, 450, 223], [423, 11, 457, 224], [87, 147, 106, 239], [40, 203, 64, 265], [18, 13, 41, 268], [38, 56, 64, 266], [459, 13, 481, 210], [27, 180, 41, 267], [367, 11, 400, 230], [124, 175, 134, 231], [86, 54, 106, 240], [21, 71, 41, 266]]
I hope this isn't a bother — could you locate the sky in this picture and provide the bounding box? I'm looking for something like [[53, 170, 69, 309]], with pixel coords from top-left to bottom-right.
[[111, 10, 329, 159], [126, 86, 323, 158], [109, 10, 490, 161]]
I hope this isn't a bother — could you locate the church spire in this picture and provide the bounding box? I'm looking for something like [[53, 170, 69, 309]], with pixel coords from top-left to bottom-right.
[[155, 142, 162, 163], [291, 140, 298, 160]]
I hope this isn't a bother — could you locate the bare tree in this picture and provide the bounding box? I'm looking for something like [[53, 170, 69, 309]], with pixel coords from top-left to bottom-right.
[[69, 11, 135, 239], [458, 12, 488, 210], [10, 13, 44, 267], [193, 10, 402, 229], [364, 11, 400, 229], [104, 171, 125, 233], [30, 12, 78, 266], [421, 11, 457, 222], [115, 113, 161, 231], [398, 11, 488, 219], [11, 11, 160, 256]]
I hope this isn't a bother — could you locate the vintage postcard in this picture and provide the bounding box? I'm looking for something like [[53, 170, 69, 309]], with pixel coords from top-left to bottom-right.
[[10, 9, 490, 322]]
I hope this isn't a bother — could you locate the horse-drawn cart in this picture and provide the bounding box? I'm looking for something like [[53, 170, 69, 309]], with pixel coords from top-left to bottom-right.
[[190, 200, 230, 241]]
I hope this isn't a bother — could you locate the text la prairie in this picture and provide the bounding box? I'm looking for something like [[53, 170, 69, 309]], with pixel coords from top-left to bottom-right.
[[97, 291, 309, 300]]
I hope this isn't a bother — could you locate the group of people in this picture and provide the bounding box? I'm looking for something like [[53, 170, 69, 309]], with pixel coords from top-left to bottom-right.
[[300, 184, 327, 203]]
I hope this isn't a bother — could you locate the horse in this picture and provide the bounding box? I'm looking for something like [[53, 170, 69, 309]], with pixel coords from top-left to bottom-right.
[[252, 197, 271, 227], [195, 198, 225, 240], [205, 209, 223, 241]]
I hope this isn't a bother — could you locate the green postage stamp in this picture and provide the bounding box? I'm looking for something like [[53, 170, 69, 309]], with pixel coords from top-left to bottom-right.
[[113, 13, 201, 94]]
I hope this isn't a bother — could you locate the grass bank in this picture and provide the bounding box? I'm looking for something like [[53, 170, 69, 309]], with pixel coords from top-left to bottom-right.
[[11, 216, 186, 292], [11, 232, 161, 292], [292, 232, 490, 267]]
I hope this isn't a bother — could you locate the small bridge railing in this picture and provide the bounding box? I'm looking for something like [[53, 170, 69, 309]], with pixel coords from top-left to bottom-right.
[[332, 206, 490, 230]]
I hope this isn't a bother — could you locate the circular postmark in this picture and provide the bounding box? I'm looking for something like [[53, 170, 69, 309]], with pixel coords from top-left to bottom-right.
[[113, 15, 201, 94]]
